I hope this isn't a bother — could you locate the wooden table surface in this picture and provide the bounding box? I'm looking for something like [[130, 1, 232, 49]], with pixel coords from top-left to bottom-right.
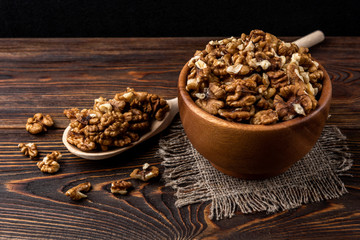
[[0, 37, 359, 240]]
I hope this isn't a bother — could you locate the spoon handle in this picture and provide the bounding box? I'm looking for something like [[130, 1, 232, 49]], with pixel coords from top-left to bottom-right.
[[293, 30, 325, 48]]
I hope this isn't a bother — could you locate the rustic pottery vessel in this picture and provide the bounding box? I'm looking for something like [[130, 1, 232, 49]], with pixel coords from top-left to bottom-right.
[[178, 63, 332, 179]]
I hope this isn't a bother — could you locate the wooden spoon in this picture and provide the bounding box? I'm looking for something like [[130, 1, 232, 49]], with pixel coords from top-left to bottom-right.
[[62, 97, 179, 160]]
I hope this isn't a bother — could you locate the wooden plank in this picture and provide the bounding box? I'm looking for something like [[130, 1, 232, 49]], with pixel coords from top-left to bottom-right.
[[0, 37, 359, 239]]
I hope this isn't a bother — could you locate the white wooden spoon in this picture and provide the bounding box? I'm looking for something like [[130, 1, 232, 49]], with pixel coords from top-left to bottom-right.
[[62, 97, 179, 160]]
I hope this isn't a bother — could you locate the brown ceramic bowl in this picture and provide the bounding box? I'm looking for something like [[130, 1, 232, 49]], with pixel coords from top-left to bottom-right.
[[178, 63, 332, 179]]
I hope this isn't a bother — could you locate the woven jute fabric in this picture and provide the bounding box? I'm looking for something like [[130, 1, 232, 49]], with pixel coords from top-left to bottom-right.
[[158, 119, 353, 220]]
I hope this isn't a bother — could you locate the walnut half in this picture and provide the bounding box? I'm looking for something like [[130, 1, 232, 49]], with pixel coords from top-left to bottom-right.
[[26, 113, 54, 134], [110, 180, 132, 195], [130, 163, 159, 181], [37, 151, 62, 173], [18, 143, 38, 159], [251, 109, 278, 125], [65, 182, 92, 200]]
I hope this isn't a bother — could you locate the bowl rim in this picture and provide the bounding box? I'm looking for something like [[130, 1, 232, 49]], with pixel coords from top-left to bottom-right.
[[178, 61, 332, 131]]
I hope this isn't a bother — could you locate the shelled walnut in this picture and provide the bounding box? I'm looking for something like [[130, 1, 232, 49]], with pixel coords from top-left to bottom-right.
[[110, 180, 132, 195], [186, 30, 324, 125], [37, 151, 62, 173], [26, 113, 54, 134], [130, 163, 159, 181], [64, 88, 169, 151], [65, 182, 92, 200], [18, 143, 38, 159]]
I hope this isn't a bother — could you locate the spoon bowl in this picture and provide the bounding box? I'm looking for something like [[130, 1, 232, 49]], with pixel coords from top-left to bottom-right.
[[62, 97, 179, 160]]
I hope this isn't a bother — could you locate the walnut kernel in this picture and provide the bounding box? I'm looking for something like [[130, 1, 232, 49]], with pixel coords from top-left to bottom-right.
[[37, 151, 62, 173], [18, 143, 38, 159], [110, 180, 132, 195], [26, 113, 54, 134], [65, 182, 92, 200], [130, 163, 159, 181]]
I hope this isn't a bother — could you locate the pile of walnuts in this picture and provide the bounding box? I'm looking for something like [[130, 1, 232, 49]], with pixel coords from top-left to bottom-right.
[[64, 88, 169, 151], [186, 29, 324, 125]]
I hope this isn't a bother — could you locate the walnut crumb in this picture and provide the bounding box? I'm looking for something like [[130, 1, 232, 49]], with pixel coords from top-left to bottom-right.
[[130, 163, 159, 181]]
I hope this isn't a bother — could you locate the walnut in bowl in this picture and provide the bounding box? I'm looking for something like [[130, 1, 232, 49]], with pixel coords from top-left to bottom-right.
[[185, 30, 323, 124], [178, 30, 331, 179]]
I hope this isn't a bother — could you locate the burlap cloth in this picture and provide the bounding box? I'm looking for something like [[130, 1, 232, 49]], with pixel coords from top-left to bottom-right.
[[158, 118, 353, 220]]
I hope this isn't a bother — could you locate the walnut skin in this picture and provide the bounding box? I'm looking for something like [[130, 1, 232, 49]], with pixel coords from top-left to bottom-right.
[[185, 30, 324, 124], [65, 182, 92, 200], [18, 143, 38, 159], [37, 151, 62, 173], [26, 113, 54, 134], [110, 180, 132, 195], [130, 163, 159, 181], [64, 88, 169, 151]]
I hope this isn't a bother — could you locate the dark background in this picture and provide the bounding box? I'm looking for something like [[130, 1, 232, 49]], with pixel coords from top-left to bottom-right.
[[0, 0, 359, 37]]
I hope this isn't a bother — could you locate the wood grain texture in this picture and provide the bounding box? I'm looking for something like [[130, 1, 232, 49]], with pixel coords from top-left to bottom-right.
[[0, 37, 359, 239]]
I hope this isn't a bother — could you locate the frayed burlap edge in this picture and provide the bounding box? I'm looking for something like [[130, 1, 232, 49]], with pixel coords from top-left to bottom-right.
[[158, 120, 353, 220]]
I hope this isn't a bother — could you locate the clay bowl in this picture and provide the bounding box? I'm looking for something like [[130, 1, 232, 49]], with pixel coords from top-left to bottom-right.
[[178, 63, 332, 179]]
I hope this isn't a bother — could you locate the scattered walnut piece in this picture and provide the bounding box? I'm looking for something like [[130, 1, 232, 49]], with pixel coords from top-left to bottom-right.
[[26, 118, 43, 134], [64, 88, 169, 151], [18, 143, 38, 159], [65, 182, 92, 200], [110, 180, 133, 195], [37, 151, 62, 173], [186, 30, 324, 124], [26, 113, 54, 134], [130, 163, 159, 181]]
